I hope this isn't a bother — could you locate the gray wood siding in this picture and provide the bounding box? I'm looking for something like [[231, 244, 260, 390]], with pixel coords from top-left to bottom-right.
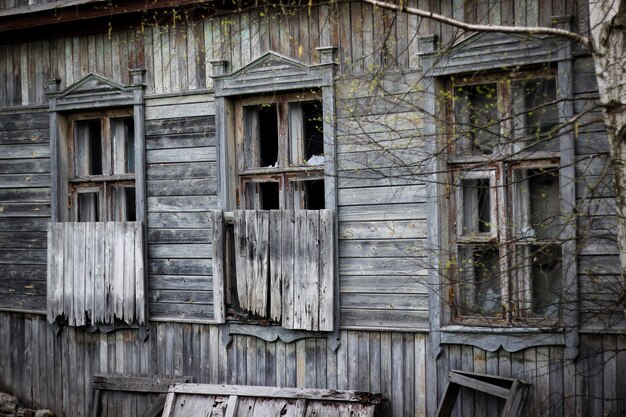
[[335, 72, 430, 330], [0, 312, 624, 417], [0, 109, 50, 312], [0, 0, 587, 109], [572, 56, 624, 331], [145, 110, 217, 321]]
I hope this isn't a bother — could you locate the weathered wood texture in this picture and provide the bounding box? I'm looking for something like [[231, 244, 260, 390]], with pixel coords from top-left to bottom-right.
[[0, 109, 50, 312], [145, 113, 216, 321], [0, 0, 583, 108], [335, 72, 430, 331], [0, 313, 624, 417], [162, 383, 385, 417], [214, 209, 334, 331], [47, 221, 145, 326], [571, 56, 624, 331]]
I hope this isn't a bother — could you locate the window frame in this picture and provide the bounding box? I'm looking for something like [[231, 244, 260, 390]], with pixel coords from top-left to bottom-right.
[[66, 109, 136, 222], [234, 91, 325, 211], [210, 50, 338, 342], [447, 72, 564, 326]]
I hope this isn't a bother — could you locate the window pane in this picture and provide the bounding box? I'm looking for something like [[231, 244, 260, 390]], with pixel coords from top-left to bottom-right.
[[512, 78, 558, 151], [461, 178, 491, 234], [243, 181, 280, 210], [457, 245, 502, 316], [292, 179, 325, 210], [112, 185, 136, 221], [454, 84, 499, 155], [245, 104, 279, 168], [75, 119, 102, 176], [111, 117, 135, 174], [302, 100, 324, 161], [515, 168, 560, 239], [517, 244, 562, 317], [77, 192, 100, 222]]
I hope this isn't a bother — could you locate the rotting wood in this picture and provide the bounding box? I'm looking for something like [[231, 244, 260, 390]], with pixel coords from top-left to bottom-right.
[[214, 209, 334, 331], [47, 221, 145, 326], [90, 373, 193, 417], [160, 383, 387, 417], [435, 370, 530, 417]]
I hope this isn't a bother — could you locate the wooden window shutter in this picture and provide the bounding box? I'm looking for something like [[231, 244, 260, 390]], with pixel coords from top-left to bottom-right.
[[212, 209, 334, 331]]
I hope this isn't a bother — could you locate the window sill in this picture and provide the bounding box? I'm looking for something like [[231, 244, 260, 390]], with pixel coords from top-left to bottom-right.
[[440, 325, 565, 352]]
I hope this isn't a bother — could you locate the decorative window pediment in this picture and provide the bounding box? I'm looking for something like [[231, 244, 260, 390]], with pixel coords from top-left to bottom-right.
[[214, 51, 331, 97], [421, 31, 571, 77], [50, 71, 141, 112]]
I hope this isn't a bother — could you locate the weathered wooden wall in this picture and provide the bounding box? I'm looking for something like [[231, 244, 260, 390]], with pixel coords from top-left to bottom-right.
[[145, 96, 217, 321], [0, 109, 49, 313], [0, 0, 587, 108], [0, 312, 624, 417], [572, 56, 624, 331]]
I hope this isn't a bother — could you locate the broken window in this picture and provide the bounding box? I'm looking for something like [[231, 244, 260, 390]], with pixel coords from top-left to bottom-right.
[[69, 110, 136, 222], [236, 92, 324, 210], [448, 72, 563, 323]]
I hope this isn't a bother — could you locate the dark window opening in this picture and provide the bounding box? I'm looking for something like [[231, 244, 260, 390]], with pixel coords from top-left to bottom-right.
[[304, 180, 325, 210], [124, 187, 136, 221], [302, 100, 324, 160], [454, 84, 499, 155], [75, 119, 102, 176], [258, 104, 279, 167], [512, 78, 558, 151], [458, 244, 501, 316], [259, 182, 280, 210]]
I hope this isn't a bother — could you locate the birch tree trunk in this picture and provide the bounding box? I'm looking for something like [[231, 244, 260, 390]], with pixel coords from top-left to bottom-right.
[[588, 0, 626, 299]]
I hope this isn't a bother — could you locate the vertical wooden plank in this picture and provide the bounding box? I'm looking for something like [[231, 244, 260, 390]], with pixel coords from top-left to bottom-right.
[[203, 20, 214, 90], [269, 210, 282, 322], [20, 42, 29, 105], [603, 336, 617, 417], [123, 223, 135, 323], [351, 1, 363, 73], [304, 338, 317, 388], [5, 45, 14, 106], [256, 210, 270, 317], [212, 211, 226, 322], [281, 210, 295, 329], [415, 334, 427, 417], [356, 331, 369, 391], [285, 338, 297, 388], [305, 211, 320, 330], [0, 45, 7, 107], [48, 224, 62, 322], [369, 332, 381, 394], [338, 2, 352, 73], [233, 210, 247, 311], [94, 222, 105, 323], [293, 211, 307, 330], [276, 339, 287, 387], [134, 222, 145, 324], [549, 346, 564, 417], [84, 223, 94, 324], [536, 346, 551, 417], [318, 209, 333, 331], [391, 333, 403, 417], [296, 339, 306, 388], [396, 3, 409, 68], [113, 223, 125, 322], [240, 12, 251, 67], [63, 223, 74, 325]]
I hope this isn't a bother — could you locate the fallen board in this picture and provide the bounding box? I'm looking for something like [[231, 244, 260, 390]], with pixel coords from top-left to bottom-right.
[[161, 383, 388, 417]]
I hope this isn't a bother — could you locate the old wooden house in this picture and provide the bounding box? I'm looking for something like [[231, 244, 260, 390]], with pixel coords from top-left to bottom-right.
[[0, 0, 624, 415]]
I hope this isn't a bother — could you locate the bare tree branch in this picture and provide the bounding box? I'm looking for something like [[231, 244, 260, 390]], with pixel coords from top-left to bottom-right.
[[361, 0, 591, 48]]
